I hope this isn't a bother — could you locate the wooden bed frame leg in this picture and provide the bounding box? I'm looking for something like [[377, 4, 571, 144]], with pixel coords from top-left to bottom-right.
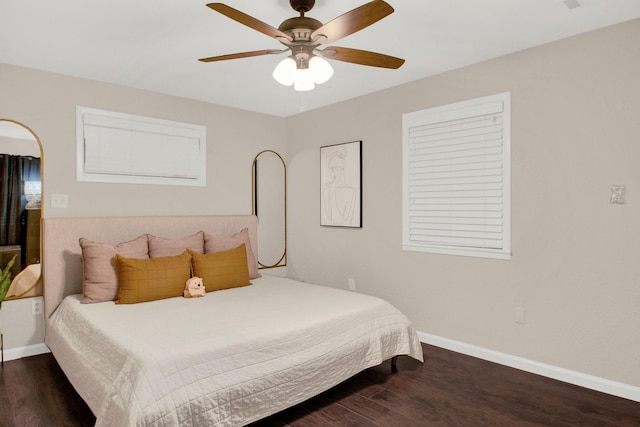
[[391, 356, 398, 373]]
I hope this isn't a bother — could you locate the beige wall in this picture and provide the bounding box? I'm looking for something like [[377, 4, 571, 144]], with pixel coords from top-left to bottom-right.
[[0, 135, 40, 156], [285, 19, 640, 387], [0, 63, 287, 349], [0, 63, 287, 219]]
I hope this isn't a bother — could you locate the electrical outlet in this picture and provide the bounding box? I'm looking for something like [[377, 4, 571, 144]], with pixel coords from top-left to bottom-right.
[[515, 307, 526, 325], [348, 278, 356, 291], [32, 298, 43, 315]]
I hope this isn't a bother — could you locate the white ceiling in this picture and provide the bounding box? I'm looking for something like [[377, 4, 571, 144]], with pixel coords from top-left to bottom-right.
[[1, 0, 639, 117]]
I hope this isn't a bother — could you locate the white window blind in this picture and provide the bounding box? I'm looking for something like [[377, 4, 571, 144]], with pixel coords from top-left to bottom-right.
[[402, 92, 511, 260], [77, 106, 206, 186]]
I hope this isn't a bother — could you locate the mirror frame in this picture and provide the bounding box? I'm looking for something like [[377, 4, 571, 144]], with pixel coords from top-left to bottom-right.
[[251, 150, 287, 269], [0, 118, 44, 299]]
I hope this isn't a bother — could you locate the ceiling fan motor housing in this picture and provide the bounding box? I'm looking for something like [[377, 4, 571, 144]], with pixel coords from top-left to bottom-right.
[[278, 17, 322, 41]]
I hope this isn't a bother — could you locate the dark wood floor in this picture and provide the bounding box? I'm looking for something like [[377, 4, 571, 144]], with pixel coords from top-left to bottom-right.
[[1, 343, 639, 426]]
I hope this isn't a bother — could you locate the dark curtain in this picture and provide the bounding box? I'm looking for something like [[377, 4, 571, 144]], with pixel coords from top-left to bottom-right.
[[0, 154, 40, 246]]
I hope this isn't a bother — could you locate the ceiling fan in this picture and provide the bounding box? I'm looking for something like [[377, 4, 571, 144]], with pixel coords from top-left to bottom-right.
[[199, 0, 405, 91]]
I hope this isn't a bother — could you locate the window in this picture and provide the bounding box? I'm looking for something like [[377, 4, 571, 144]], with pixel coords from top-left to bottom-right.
[[76, 106, 206, 186], [402, 92, 511, 260]]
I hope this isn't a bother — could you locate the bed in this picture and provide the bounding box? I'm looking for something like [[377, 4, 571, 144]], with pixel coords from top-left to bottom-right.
[[42, 215, 423, 426]]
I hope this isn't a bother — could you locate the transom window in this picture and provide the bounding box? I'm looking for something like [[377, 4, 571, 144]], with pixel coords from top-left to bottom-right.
[[76, 106, 206, 186]]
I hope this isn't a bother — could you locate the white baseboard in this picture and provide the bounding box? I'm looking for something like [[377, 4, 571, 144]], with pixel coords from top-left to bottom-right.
[[418, 331, 640, 403], [3, 343, 50, 362], [4, 335, 639, 403]]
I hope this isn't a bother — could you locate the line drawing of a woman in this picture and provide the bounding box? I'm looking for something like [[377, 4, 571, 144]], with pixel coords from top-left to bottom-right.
[[323, 147, 356, 225]]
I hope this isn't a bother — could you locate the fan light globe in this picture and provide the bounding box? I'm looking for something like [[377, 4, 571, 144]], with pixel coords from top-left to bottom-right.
[[273, 55, 333, 91], [294, 68, 315, 91], [273, 57, 296, 86], [309, 56, 333, 84]]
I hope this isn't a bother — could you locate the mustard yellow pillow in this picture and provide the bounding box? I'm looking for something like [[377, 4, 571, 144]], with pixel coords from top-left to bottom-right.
[[188, 245, 251, 292], [204, 228, 261, 279], [115, 251, 192, 304]]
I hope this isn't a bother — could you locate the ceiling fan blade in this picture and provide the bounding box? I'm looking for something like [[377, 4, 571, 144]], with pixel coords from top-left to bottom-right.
[[320, 46, 405, 69], [199, 49, 286, 62], [207, 3, 293, 42], [311, 0, 394, 44]]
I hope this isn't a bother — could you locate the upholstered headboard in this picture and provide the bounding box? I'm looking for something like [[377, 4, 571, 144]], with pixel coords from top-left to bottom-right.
[[42, 215, 258, 319]]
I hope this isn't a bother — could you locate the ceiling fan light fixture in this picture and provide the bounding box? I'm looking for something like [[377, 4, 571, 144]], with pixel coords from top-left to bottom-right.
[[309, 55, 333, 84], [273, 57, 297, 86], [273, 54, 333, 90], [293, 68, 315, 91], [203, 1, 405, 92]]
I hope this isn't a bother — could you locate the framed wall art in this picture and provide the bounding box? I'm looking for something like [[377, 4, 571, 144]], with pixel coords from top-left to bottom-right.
[[320, 140, 362, 228]]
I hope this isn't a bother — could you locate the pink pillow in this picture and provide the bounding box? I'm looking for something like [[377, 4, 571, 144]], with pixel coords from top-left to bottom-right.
[[148, 231, 204, 258], [204, 228, 261, 279], [79, 234, 149, 303]]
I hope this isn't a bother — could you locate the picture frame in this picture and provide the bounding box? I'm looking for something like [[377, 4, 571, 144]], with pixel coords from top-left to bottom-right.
[[320, 140, 362, 228]]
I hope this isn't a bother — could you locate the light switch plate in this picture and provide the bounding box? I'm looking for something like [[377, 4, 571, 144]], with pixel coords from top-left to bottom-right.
[[51, 193, 69, 208], [610, 185, 625, 204]]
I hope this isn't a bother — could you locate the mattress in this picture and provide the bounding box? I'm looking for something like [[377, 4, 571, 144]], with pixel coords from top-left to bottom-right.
[[46, 275, 424, 426]]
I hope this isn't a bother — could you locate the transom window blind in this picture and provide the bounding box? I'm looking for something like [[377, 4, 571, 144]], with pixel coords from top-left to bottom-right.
[[402, 92, 511, 260], [77, 106, 206, 186]]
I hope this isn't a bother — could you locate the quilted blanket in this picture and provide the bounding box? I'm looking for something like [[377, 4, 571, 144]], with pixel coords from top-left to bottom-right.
[[46, 275, 423, 426]]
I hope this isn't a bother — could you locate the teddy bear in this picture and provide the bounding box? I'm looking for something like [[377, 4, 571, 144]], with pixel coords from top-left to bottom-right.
[[184, 276, 206, 298]]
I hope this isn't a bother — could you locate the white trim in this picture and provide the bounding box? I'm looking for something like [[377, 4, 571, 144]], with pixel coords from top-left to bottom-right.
[[418, 331, 640, 403], [3, 343, 50, 362]]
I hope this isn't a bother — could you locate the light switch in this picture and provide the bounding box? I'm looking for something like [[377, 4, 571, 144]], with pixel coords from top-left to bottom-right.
[[51, 193, 69, 208], [610, 185, 625, 204]]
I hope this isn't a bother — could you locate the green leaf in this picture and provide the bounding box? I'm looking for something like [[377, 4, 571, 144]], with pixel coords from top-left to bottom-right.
[[0, 254, 17, 308]]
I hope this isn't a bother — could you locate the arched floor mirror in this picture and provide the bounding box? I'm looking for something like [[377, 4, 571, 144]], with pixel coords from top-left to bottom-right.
[[252, 150, 286, 269], [0, 119, 44, 302]]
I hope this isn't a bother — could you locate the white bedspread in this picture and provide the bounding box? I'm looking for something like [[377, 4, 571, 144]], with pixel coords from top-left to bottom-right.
[[46, 275, 423, 426]]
